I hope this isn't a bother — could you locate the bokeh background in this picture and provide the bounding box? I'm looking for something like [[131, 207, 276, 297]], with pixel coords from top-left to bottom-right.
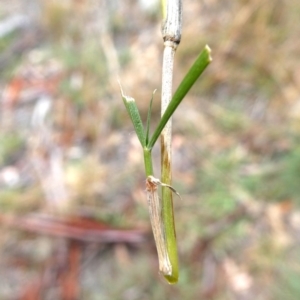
[[1, 0, 300, 299]]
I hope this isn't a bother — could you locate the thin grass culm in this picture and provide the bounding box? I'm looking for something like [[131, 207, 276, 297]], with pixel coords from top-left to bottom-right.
[[145, 175, 182, 276], [119, 0, 212, 284], [160, 0, 182, 283], [146, 176, 172, 276]]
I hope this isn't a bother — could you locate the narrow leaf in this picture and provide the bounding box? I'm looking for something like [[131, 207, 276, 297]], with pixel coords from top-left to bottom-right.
[[148, 45, 212, 148], [119, 83, 146, 146], [145, 90, 156, 145]]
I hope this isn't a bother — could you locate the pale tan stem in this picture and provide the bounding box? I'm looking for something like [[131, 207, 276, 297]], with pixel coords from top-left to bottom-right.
[[146, 176, 172, 276], [159, 0, 182, 283], [161, 0, 182, 183], [161, 44, 176, 176]]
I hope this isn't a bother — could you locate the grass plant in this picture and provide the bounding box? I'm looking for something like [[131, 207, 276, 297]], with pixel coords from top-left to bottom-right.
[[120, 0, 211, 282]]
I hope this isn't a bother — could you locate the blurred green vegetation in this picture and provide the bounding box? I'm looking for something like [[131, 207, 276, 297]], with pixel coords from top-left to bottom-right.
[[0, 132, 24, 165]]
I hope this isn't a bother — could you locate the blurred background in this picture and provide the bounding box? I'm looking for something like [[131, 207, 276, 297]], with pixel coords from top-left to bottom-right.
[[1, 0, 300, 299]]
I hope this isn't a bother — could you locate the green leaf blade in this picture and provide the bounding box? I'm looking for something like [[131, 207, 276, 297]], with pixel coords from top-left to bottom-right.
[[148, 45, 212, 148], [120, 85, 146, 147], [145, 90, 156, 145]]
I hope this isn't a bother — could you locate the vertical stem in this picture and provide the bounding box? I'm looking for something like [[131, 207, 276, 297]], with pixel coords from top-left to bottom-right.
[[161, 43, 178, 283], [160, 0, 182, 283], [144, 147, 173, 276], [143, 147, 154, 177]]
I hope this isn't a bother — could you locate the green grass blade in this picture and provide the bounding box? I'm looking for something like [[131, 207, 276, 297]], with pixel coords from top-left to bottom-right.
[[119, 84, 146, 147], [148, 45, 212, 148], [145, 90, 156, 145]]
